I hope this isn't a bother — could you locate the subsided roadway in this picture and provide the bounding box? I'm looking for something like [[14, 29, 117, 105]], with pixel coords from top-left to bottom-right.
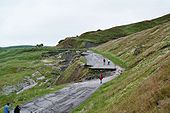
[[12, 51, 123, 113]]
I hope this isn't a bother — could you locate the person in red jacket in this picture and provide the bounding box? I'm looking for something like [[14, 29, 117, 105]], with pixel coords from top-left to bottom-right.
[[100, 72, 103, 84]]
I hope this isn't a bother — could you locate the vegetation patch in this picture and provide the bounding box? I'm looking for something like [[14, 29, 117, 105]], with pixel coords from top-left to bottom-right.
[[57, 14, 170, 48], [71, 20, 170, 113]]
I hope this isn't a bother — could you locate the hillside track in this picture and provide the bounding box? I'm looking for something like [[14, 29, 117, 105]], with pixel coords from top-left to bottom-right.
[[17, 52, 122, 113]]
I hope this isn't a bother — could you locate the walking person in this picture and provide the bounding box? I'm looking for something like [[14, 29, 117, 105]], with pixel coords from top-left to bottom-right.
[[103, 59, 106, 65], [4, 103, 10, 113], [14, 105, 21, 113], [100, 72, 103, 84], [108, 60, 110, 65]]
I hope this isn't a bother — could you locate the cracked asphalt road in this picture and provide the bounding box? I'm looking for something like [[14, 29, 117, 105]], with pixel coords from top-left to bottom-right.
[[15, 51, 122, 113]]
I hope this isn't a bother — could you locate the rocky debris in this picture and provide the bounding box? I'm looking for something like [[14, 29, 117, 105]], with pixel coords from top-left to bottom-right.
[[50, 51, 81, 72], [42, 59, 53, 63], [59, 65, 68, 71], [58, 59, 67, 64], [76, 50, 81, 54], [16, 77, 37, 94], [32, 71, 41, 77], [61, 50, 82, 64], [63, 50, 75, 63], [58, 51, 82, 71], [36, 76, 45, 81], [38, 79, 50, 87], [57, 53, 62, 59], [1, 50, 84, 96], [44, 63, 56, 66], [2, 85, 17, 95], [1, 77, 38, 95], [84, 41, 97, 48]]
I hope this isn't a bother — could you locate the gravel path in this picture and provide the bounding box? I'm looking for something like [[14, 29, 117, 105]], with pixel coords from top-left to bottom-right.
[[15, 51, 123, 113]]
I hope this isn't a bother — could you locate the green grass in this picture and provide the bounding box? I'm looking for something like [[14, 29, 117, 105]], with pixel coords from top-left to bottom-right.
[[57, 14, 170, 48], [79, 56, 86, 64], [0, 46, 66, 110], [0, 48, 48, 87], [71, 21, 170, 113]]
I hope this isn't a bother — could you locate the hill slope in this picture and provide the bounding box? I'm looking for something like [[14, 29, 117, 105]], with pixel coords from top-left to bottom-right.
[[0, 47, 65, 111], [57, 14, 170, 48], [72, 20, 170, 112], [0, 47, 94, 112]]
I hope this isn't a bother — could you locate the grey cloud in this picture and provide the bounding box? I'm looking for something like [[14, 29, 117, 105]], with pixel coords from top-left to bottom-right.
[[0, 0, 170, 47]]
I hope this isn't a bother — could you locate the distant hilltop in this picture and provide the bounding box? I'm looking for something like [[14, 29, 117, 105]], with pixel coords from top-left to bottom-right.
[[56, 13, 170, 49], [0, 45, 34, 49]]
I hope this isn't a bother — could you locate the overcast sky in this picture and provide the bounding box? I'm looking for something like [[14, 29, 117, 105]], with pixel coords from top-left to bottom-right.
[[0, 0, 170, 47]]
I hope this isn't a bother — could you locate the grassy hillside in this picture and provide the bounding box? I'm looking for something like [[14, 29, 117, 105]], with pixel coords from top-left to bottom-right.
[[0, 47, 56, 87], [0, 45, 34, 49], [57, 14, 170, 48], [72, 21, 170, 112], [0, 47, 67, 111], [0, 47, 92, 112]]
